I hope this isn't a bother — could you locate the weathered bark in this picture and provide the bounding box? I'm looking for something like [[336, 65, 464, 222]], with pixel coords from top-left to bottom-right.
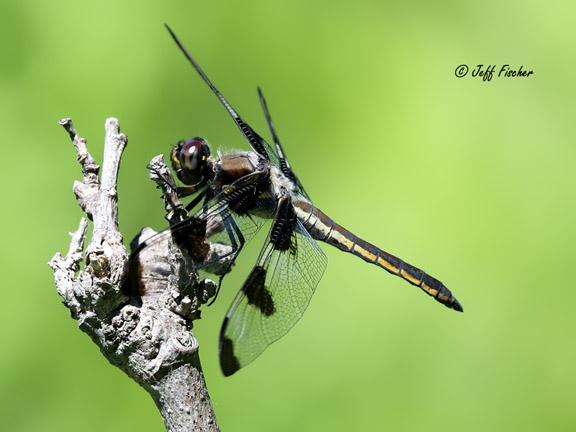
[[49, 118, 220, 432]]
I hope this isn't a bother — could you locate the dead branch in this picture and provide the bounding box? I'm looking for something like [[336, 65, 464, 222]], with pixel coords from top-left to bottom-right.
[[49, 118, 220, 432]]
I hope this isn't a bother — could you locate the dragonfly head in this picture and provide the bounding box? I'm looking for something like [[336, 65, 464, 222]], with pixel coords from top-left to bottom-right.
[[170, 137, 211, 185]]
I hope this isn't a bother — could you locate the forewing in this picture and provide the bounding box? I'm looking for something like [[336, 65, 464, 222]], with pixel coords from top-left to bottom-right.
[[219, 220, 327, 376], [165, 25, 279, 166], [257, 86, 311, 200], [129, 179, 268, 275]]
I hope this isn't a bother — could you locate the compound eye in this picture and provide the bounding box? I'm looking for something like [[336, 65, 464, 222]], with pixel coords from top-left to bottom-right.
[[179, 138, 206, 171]]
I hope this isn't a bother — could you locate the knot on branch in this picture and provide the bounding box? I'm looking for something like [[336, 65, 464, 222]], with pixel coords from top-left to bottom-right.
[[49, 118, 221, 431]]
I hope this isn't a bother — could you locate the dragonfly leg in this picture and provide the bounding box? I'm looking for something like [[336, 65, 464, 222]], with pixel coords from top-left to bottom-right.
[[184, 190, 206, 212], [177, 185, 199, 198], [207, 215, 246, 306]]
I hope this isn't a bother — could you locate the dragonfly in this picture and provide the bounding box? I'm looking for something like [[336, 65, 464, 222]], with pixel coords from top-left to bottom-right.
[[133, 24, 463, 377]]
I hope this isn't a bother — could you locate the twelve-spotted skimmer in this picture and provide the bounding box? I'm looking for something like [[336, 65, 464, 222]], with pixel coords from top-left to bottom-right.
[[131, 25, 463, 376]]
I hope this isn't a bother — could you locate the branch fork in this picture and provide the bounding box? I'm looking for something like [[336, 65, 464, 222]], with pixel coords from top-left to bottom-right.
[[49, 118, 220, 432]]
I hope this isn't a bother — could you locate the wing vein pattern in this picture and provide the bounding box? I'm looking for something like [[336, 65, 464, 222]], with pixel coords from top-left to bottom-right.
[[219, 218, 327, 376]]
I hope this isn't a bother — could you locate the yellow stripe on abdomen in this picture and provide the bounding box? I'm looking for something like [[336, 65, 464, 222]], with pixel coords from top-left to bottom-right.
[[292, 199, 463, 312], [400, 268, 422, 285], [327, 229, 355, 251], [420, 282, 439, 297], [377, 256, 400, 274], [352, 244, 377, 262]]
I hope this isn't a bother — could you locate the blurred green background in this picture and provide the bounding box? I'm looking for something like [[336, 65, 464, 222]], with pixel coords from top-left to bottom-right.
[[2, 0, 576, 431]]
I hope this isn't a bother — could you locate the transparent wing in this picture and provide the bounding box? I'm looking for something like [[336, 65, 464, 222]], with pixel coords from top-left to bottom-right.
[[219, 219, 327, 376], [129, 171, 270, 277], [165, 24, 280, 167], [257, 86, 311, 200]]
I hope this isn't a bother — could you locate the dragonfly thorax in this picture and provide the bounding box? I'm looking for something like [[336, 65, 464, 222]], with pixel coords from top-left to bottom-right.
[[270, 165, 299, 199]]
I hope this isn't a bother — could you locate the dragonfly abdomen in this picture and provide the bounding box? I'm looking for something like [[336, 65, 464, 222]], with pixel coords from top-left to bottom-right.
[[293, 201, 463, 312]]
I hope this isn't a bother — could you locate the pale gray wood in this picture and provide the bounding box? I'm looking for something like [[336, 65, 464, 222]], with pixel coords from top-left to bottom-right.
[[49, 118, 220, 432]]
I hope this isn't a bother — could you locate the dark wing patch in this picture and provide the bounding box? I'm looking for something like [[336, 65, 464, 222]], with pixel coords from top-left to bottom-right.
[[127, 171, 270, 286], [219, 218, 327, 376], [165, 24, 279, 166], [220, 331, 241, 376], [169, 216, 210, 263], [241, 266, 275, 316], [269, 196, 297, 252]]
